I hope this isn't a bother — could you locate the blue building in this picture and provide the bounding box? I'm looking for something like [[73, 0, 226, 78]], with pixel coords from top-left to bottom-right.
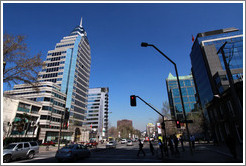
[[190, 27, 243, 119], [166, 73, 197, 120], [37, 18, 91, 141]]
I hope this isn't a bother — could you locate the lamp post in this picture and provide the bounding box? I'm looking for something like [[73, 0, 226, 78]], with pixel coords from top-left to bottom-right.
[[141, 42, 193, 153]]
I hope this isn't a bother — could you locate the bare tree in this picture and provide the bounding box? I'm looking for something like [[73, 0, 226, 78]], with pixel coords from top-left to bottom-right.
[[3, 33, 44, 88], [186, 110, 205, 135], [156, 101, 171, 123], [108, 126, 118, 138]]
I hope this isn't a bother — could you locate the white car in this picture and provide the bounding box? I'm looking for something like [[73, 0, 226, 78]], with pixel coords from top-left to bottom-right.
[[121, 139, 127, 144], [106, 141, 116, 149], [126, 140, 133, 146]]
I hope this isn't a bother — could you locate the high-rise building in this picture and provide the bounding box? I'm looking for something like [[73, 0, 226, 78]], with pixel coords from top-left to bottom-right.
[[37, 18, 91, 140], [86, 87, 109, 141], [117, 119, 133, 129], [190, 27, 243, 118], [4, 18, 91, 142], [166, 73, 197, 120]]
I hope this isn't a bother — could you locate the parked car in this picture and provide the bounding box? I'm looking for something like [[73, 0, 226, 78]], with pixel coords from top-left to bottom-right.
[[86, 141, 98, 148], [126, 140, 133, 146], [55, 144, 90, 162], [106, 141, 117, 149], [42, 141, 56, 146], [121, 139, 127, 144], [3, 141, 39, 163]]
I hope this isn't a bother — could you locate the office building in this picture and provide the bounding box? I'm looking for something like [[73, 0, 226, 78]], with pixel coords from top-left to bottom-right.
[[4, 18, 92, 142], [206, 81, 243, 144], [86, 87, 109, 141], [3, 96, 41, 141], [37, 18, 91, 141], [166, 73, 197, 120], [4, 82, 67, 142], [190, 27, 243, 145], [117, 119, 133, 129], [190, 27, 243, 118]]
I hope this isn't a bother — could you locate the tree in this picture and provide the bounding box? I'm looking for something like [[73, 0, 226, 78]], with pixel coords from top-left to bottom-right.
[[156, 101, 171, 123], [108, 126, 118, 138], [156, 101, 177, 136], [3, 33, 44, 88], [186, 110, 206, 135]]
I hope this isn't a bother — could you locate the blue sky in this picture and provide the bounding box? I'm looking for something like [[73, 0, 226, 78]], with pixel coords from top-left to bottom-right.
[[3, 2, 243, 131]]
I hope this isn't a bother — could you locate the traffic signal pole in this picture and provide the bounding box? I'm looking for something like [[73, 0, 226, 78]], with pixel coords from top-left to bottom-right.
[[134, 95, 169, 157], [141, 42, 193, 154]]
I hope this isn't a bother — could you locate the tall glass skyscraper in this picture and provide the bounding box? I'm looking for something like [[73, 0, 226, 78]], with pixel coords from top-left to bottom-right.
[[38, 18, 91, 140], [166, 73, 197, 120], [190, 27, 243, 118]]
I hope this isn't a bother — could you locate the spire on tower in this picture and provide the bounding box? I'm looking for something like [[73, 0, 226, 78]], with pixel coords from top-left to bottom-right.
[[80, 17, 83, 27]]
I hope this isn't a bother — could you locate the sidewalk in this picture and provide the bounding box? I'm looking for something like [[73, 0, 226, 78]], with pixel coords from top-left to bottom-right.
[[160, 143, 243, 163]]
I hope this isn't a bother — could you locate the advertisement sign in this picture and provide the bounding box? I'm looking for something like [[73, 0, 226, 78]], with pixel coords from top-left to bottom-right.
[[157, 123, 162, 134]]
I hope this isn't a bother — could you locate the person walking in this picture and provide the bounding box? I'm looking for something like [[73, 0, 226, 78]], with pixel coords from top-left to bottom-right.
[[168, 137, 174, 155], [149, 141, 154, 156], [190, 135, 195, 149], [158, 139, 164, 158], [173, 135, 179, 154], [179, 136, 185, 152], [137, 139, 145, 157]]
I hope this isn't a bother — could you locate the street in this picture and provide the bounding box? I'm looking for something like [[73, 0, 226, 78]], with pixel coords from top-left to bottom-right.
[[10, 142, 243, 163]]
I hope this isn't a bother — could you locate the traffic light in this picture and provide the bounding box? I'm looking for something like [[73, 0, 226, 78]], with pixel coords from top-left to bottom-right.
[[161, 122, 165, 129], [130, 95, 136, 106], [176, 120, 181, 128]]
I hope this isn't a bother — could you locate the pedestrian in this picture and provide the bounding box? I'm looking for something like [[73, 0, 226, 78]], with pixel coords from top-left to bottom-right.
[[173, 135, 179, 154], [149, 141, 154, 156], [168, 137, 174, 155], [179, 136, 185, 151], [225, 134, 237, 159], [190, 135, 195, 149], [158, 139, 164, 158], [137, 139, 145, 157]]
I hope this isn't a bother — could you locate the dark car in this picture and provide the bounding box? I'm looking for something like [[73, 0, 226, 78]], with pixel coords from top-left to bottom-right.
[[55, 144, 90, 162]]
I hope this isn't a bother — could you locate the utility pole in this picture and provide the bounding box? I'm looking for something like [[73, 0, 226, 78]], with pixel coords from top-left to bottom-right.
[[141, 42, 193, 154], [132, 95, 169, 157]]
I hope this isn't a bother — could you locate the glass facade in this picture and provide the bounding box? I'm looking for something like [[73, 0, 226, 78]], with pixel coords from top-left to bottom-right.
[[190, 28, 243, 116], [38, 22, 91, 128], [166, 73, 197, 119]]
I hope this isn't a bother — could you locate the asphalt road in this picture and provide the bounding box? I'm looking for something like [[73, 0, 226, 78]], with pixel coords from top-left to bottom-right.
[[10, 142, 243, 163]]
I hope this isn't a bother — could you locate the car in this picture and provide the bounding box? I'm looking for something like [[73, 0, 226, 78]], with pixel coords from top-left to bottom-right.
[[42, 141, 56, 146], [55, 144, 91, 162], [126, 140, 133, 146], [3, 141, 39, 163], [86, 141, 98, 148], [106, 141, 117, 149], [121, 139, 127, 144]]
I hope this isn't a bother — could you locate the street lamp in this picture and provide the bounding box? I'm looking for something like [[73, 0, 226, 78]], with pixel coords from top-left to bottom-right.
[[141, 42, 193, 153]]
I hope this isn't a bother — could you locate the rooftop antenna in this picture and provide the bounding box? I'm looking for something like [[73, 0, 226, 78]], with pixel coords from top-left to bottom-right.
[[80, 17, 83, 27]]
